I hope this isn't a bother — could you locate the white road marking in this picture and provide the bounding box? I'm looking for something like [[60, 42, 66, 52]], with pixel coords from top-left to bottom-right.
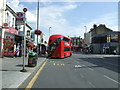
[[75, 64, 94, 71], [75, 65, 82, 68], [81, 65, 86, 67], [104, 75, 120, 84], [88, 68, 94, 71], [87, 81, 95, 88], [80, 74, 84, 78], [81, 64, 94, 71]]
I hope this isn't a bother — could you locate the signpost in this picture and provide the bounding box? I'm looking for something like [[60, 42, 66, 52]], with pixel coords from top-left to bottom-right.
[[20, 8, 27, 72], [16, 12, 25, 25]]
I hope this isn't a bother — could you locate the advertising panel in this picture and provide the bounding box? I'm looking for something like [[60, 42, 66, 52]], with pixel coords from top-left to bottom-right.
[[4, 33, 14, 57]]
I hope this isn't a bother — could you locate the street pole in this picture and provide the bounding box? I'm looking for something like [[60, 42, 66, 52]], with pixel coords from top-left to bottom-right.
[[84, 26, 87, 33], [37, 0, 40, 56], [20, 8, 27, 72], [49, 27, 51, 37]]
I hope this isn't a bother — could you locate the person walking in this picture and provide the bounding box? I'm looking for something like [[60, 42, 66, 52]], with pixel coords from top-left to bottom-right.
[[113, 49, 117, 55]]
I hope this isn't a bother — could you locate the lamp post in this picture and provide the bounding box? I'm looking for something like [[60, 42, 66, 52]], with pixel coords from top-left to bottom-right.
[[84, 26, 87, 33], [36, 0, 40, 56], [20, 8, 27, 72], [49, 27, 51, 37]]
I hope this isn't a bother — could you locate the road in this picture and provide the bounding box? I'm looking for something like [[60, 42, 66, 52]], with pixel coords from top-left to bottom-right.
[[26, 53, 119, 88]]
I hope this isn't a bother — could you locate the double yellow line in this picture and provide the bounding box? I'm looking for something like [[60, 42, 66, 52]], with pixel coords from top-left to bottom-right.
[[25, 60, 47, 90]]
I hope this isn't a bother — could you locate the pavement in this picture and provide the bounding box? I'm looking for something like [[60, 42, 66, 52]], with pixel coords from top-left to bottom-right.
[[0, 55, 47, 89]]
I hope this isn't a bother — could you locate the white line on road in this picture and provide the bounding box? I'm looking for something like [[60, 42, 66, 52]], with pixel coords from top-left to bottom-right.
[[88, 68, 94, 71], [75, 65, 82, 68], [81, 64, 94, 71], [81, 65, 86, 67], [104, 75, 120, 84], [80, 74, 84, 78], [87, 81, 95, 88]]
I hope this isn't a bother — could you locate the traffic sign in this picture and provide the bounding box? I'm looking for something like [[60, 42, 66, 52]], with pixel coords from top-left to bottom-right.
[[17, 13, 23, 17], [16, 12, 25, 25], [16, 18, 25, 25], [16, 12, 25, 18], [23, 8, 27, 12]]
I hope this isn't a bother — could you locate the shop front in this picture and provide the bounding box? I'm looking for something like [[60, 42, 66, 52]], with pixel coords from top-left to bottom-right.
[[4, 32, 15, 57], [3, 27, 18, 57]]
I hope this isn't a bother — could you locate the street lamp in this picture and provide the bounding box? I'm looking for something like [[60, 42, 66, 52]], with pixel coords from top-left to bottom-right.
[[49, 27, 51, 37], [36, 0, 41, 56], [84, 26, 87, 33]]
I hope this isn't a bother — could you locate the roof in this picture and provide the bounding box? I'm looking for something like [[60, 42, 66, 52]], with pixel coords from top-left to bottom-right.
[[48, 34, 71, 45], [6, 4, 16, 17]]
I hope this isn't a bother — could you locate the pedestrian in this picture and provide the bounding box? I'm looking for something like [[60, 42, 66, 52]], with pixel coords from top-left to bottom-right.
[[113, 50, 117, 55]]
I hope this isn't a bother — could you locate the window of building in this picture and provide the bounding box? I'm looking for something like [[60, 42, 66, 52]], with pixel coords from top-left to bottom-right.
[[107, 35, 110, 43], [27, 30, 30, 36], [74, 39, 76, 42], [12, 18, 14, 27], [6, 12, 10, 24], [110, 34, 118, 42]]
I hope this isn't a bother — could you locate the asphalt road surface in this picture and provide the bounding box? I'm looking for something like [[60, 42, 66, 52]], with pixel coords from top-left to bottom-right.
[[28, 53, 119, 88]]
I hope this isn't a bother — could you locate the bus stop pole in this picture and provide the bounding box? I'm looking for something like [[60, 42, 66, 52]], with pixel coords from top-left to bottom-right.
[[20, 9, 27, 72]]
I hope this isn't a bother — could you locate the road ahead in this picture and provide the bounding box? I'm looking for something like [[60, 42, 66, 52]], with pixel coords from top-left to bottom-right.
[[27, 54, 119, 88]]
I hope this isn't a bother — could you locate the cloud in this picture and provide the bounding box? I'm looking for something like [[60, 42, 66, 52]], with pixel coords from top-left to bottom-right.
[[7, 0, 23, 12], [10, 0, 119, 2], [84, 12, 118, 32], [40, 2, 117, 41], [26, 11, 37, 22], [6, 0, 118, 42], [7, 0, 37, 25], [40, 3, 79, 40]]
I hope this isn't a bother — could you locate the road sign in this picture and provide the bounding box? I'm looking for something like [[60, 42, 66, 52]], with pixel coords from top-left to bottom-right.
[[23, 8, 27, 12], [16, 12, 25, 18], [16, 18, 25, 25], [16, 12, 25, 25]]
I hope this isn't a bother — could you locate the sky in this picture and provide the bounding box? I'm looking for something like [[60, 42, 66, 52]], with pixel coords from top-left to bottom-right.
[[6, 0, 118, 41]]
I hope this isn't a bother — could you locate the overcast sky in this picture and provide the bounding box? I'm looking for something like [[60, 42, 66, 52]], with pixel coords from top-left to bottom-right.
[[7, 0, 118, 41]]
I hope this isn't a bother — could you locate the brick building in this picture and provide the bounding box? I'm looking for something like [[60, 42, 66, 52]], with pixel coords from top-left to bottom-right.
[[70, 37, 83, 52]]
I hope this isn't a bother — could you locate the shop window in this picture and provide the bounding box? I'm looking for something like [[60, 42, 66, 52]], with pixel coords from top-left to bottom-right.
[[27, 30, 30, 36], [111, 34, 118, 42]]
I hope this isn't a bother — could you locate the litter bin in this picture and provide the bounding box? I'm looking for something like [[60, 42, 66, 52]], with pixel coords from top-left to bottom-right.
[[28, 52, 37, 67]]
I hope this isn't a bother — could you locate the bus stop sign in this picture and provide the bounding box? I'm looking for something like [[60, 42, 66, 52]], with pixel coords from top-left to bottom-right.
[[16, 12, 25, 25]]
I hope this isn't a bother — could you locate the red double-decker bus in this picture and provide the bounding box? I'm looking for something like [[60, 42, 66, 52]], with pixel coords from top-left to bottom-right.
[[48, 34, 72, 58]]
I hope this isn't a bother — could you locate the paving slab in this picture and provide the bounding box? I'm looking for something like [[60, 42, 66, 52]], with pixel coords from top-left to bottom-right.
[[0, 56, 47, 89]]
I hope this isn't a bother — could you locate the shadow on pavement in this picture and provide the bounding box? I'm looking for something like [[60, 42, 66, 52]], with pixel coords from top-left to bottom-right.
[[0, 69, 20, 71], [78, 57, 120, 73], [16, 64, 29, 67]]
